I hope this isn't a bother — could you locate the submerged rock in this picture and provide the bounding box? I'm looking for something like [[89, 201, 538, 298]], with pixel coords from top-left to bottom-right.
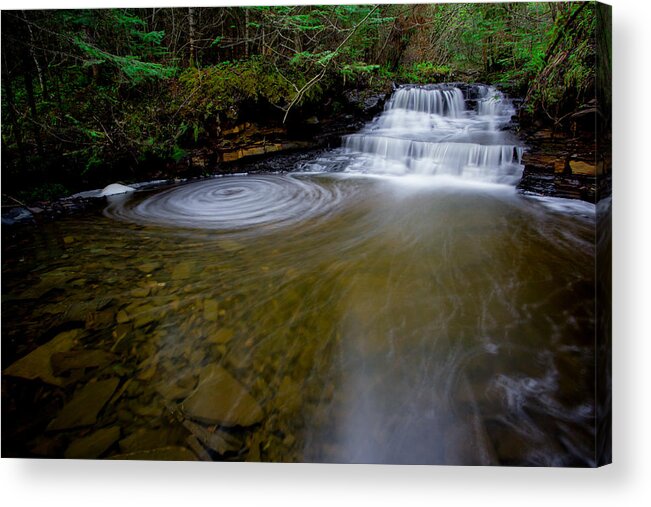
[[64, 426, 121, 459], [119, 427, 173, 453], [110, 446, 198, 461], [182, 418, 243, 455], [182, 364, 263, 427], [208, 327, 234, 345], [50, 349, 116, 377], [47, 378, 120, 431], [4, 329, 81, 386]]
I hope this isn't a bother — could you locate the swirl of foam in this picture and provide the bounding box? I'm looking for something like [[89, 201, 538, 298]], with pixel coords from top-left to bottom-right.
[[105, 174, 348, 232]]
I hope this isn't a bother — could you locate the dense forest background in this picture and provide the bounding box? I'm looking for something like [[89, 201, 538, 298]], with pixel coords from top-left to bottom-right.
[[1, 2, 609, 201]]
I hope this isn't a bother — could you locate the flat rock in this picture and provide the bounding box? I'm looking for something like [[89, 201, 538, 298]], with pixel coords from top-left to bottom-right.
[[203, 299, 219, 322], [137, 262, 161, 274], [4, 329, 81, 386], [64, 426, 121, 459], [569, 159, 596, 176], [47, 378, 120, 431], [51, 349, 116, 377], [182, 418, 243, 455], [156, 381, 195, 402], [182, 364, 263, 427], [208, 328, 234, 345], [119, 427, 170, 453], [171, 261, 195, 281], [110, 446, 198, 461]]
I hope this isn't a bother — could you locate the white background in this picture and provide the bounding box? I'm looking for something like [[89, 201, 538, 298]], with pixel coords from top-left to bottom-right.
[[1, 0, 650, 505]]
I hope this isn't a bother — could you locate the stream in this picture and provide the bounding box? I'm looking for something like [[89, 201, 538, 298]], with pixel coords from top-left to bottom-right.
[[2, 84, 597, 465]]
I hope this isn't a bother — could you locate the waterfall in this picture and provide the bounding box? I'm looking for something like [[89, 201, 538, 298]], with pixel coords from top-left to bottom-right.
[[308, 84, 524, 185]]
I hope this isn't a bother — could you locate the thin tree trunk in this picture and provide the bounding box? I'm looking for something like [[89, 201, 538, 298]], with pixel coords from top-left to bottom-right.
[[22, 11, 47, 98], [244, 8, 250, 58], [2, 53, 27, 167], [20, 45, 44, 156], [188, 7, 196, 67]]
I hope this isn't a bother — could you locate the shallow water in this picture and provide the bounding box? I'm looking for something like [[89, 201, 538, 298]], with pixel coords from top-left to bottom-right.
[[2, 84, 597, 465], [2, 173, 596, 465]]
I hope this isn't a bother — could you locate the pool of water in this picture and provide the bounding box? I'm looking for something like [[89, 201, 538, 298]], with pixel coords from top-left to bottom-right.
[[2, 173, 596, 465]]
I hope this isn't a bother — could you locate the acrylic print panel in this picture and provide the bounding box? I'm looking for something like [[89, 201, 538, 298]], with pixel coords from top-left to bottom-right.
[[1, 2, 611, 466]]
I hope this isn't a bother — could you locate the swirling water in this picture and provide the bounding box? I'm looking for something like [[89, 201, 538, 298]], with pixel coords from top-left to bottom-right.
[[2, 85, 596, 465]]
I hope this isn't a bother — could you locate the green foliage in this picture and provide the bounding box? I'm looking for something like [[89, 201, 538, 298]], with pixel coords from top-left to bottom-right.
[[18, 183, 69, 202], [398, 62, 452, 84], [176, 56, 321, 122], [1, 3, 602, 199], [73, 37, 176, 84], [523, 3, 597, 121]]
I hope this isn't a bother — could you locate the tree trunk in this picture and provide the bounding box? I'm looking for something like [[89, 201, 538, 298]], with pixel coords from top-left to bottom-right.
[[1, 53, 27, 168], [244, 8, 250, 58], [188, 7, 196, 67]]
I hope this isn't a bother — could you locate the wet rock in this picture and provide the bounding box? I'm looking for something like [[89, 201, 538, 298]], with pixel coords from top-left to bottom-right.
[[85, 309, 115, 330], [28, 434, 67, 457], [156, 381, 195, 402], [246, 433, 263, 462], [137, 262, 161, 274], [171, 261, 195, 281], [50, 349, 116, 377], [130, 403, 163, 418], [64, 426, 121, 459], [182, 364, 263, 427], [209, 327, 234, 344], [119, 427, 168, 453], [275, 376, 302, 413], [203, 299, 219, 322], [130, 287, 151, 298], [186, 435, 212, 460], [182, 418, 243, 455], [4, 329, 81, 386], [116, 310, 130, 324], [47, 378, 120, 431], [217, 239, 244, 252], [2, 206, 33, 226], [110, 446, 198, 461], [190, 349, 206, 365]]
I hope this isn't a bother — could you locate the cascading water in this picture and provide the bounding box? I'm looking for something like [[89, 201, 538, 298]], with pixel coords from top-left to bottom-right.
[[308, 84, 524, 184]]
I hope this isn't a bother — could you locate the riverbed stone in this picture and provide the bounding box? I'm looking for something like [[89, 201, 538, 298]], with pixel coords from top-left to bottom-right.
[[4, 329, 81, 386], [203, 299, 219, 322], [64, 426, 121, 459], [182, 419, 243, 455], [116, 310, 130, 324], [47, 378, 120, 431], [137, 262, 161, 274], [130, 287, 151, 298], [110, 446, 198, 461], [171, 261, 195, 281], [50, 349, 116, 377], [209, 327, 234, 345], [182, 364, 263, 427]]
